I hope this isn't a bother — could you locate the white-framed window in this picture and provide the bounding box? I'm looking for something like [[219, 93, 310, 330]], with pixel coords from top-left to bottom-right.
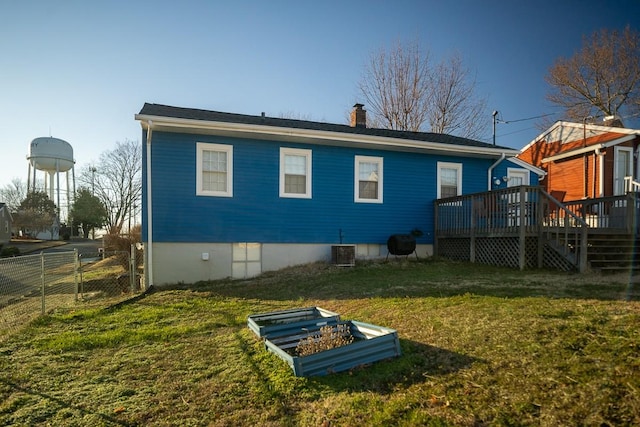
[[507, 168, 529, 187], [437, 162, 462, 199], [280, 147, 312, 198], [196, 142, 233, 197], [355, 155, 383, 203], [614, 146, 633, 195]]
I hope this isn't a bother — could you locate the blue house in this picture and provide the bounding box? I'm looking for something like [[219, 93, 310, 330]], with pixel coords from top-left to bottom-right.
[[135, 103, 538, 286]]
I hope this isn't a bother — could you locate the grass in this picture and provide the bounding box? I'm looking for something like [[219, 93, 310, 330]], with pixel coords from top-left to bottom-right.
[[0, 258, 639, 426]]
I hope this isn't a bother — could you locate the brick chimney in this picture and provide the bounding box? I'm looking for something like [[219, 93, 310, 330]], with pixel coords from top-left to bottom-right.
[[602, 115, 624, 128], [350, 103, 366, 128]]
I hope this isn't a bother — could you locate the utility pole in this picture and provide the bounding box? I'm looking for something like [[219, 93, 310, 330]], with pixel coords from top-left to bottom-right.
[[492, 111, 498, 146], [91, 167, 96, 195]]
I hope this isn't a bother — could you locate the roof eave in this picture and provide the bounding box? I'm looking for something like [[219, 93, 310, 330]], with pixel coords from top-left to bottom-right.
[[506, 157, 547, 176], [541, 134, 636, 163], [135, 114, 518, 158], [521, 120, 640, 154]]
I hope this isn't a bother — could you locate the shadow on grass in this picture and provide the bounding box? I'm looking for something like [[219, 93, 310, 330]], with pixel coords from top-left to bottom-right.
[[307, 338, 482, 393], [239, 329, 479, 396], [237, 329, 480, 404], [0, 377, 133, 426], [184, 258, 640, 302]]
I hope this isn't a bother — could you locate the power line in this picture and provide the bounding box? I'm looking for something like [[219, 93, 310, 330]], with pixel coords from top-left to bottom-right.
[[498, 125, 539, 138], [497, 112, 557, 124]]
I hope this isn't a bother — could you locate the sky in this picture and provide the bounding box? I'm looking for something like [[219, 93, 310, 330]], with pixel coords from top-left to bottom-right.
[[1, 0, 639, 189]]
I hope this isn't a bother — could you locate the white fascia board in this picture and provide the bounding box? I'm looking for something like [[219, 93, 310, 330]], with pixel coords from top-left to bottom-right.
[[601, 134, 636, 148], [520, 121, 640, 154], [540, 134, 636, 163], [506, 157, 547, 176], [519, 120, 566, 153], [134, 114, 519, 158], [541, 144, 605, 163]]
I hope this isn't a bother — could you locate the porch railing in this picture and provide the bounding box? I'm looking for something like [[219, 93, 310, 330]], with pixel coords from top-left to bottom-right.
[[624, 176, 640, 193]]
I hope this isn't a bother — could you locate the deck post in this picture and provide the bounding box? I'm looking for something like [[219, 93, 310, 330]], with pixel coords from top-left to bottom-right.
[[579, 226, 588, 273], [470, 195, 476, 263], [433, 201, 439, 257], [626, 193, 634, 234], [536, 188, 544, 268], [518, 186, 526, 270]]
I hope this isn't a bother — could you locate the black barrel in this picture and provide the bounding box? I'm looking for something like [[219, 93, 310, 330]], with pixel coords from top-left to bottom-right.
[[387, 234, 416, 256]]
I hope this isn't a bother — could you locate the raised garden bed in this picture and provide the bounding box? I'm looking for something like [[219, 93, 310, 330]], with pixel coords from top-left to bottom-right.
[[262, 320, 401, 377], [247, 306, 340, 338]]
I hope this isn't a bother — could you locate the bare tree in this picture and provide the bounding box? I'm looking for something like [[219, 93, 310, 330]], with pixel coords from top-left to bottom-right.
[[78, 140, 141, 234], [358, 41, 489, 138], [429, 53, 488, 139], [358, 40, 432, 132], [0, 178, 27, 213], [546, 26, 640, 122]]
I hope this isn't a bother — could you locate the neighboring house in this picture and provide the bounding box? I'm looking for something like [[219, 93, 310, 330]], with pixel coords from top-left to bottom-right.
[[518, 118, 640, 201], [0, 203, 13, 245], [136, 103, 537, 286]]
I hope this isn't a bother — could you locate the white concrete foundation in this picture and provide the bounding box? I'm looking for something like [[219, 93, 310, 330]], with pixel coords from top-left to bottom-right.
[[145, 242, 434, 287]]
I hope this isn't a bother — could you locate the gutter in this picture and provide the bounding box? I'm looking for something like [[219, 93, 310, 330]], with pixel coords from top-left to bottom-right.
[[541, 134, 636, 163], [134, 114, 519, 158], [487, 153, 506, 190], [145, 121, 154, 288]]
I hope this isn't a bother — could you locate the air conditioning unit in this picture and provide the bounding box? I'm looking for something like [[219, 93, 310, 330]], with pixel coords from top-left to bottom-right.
[[331, 244, 356, 267]]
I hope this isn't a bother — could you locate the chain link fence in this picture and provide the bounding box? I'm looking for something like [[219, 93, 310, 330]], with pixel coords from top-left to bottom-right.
[[0, 247, 143, 341]]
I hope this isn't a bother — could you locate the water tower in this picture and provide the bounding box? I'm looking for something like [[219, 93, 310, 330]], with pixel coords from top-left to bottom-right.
[[26, 137, 76, 226]]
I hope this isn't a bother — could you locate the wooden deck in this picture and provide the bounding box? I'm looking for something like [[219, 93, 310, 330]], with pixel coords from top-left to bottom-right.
[[434, 186, 640, 273]]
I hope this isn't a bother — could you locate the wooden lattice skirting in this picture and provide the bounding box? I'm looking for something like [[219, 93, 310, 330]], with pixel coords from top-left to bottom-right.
[[436, 236, 575, 271]]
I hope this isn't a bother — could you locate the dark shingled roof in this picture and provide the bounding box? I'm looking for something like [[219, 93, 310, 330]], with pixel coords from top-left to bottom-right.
[[138, 103, 511, 150]]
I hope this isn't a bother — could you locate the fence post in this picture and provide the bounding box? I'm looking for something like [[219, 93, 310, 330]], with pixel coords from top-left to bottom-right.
[[130, 244, 136, 292], [74, 249, 79, 302], [41, 252, 45, 315]]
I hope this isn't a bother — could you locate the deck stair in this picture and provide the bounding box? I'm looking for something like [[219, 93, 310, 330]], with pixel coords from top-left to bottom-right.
[[586, 234, 640, 274]]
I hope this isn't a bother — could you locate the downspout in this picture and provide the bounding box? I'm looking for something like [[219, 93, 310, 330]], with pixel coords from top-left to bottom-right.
[[145, 121, 154, 288], [595, 148, 604, 197], [583, 117, 589, 198], [636, 145, 640, 185], [488, 153, 506, 190], [592, 151, 597, 198]]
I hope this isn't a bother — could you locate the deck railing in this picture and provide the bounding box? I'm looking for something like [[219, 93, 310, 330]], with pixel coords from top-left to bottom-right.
[[435, 186, 541, 236], [562, 192, 640, 235], [434, 186, 601, 272]]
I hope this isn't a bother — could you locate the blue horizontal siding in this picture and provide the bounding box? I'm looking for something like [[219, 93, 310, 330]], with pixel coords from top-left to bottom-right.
[[143, 131, 499, 245]]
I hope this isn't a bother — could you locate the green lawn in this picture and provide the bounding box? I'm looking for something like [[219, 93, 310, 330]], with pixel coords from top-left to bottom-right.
[[1, 258, 639, 426]]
